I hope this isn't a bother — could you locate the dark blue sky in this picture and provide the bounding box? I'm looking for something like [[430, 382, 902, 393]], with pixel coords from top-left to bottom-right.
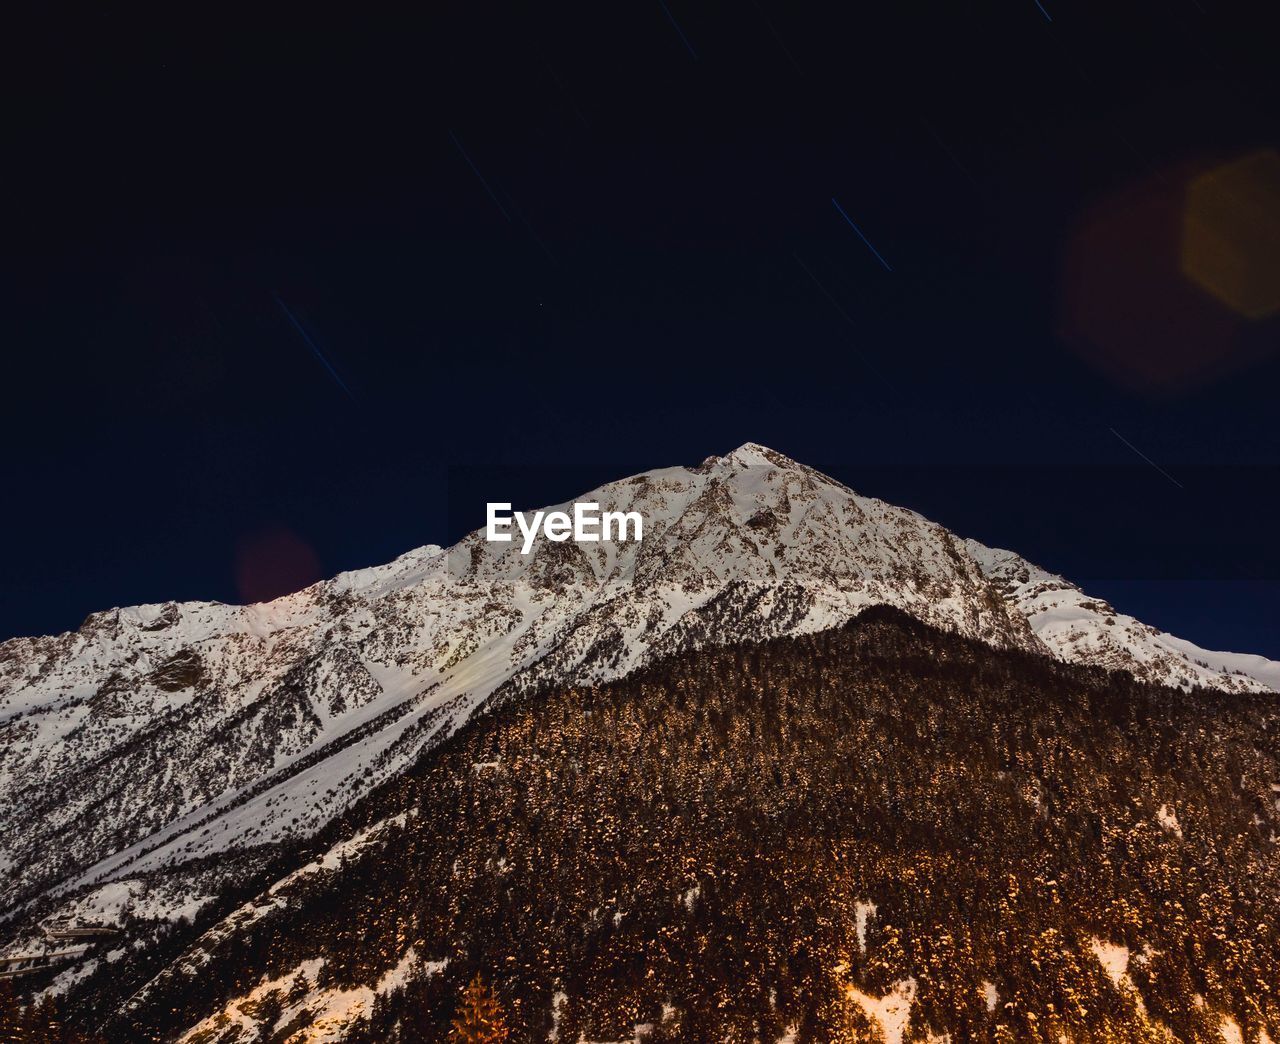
[[3, 2, 1278, 657]]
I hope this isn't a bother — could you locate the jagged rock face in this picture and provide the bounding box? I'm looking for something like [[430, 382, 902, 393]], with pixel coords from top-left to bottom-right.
[[0, 444, 1274, 942], [104, 610, 1280, 1044]]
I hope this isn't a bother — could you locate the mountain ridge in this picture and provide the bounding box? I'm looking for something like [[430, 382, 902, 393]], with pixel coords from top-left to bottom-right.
[[1, 443, 1275, 974]]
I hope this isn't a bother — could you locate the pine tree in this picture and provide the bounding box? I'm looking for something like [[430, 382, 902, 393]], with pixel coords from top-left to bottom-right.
[[449, 974, 508, 1043], [33, 995, 63, 1043], [0, 981, 22, 1044], [0, 982, 17, 1038]]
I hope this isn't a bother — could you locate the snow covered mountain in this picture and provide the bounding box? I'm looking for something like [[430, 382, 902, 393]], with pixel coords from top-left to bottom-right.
[[1, 443, 1275, 954], [965, 540, 1280, 694]]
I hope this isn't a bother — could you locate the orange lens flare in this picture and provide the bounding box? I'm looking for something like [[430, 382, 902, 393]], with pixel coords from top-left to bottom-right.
[[1181, 149, 1280, 320]]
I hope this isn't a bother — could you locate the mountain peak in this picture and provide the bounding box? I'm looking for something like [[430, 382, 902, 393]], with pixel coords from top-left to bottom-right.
[[722, 442, 799, 469], [2, 443, 1277, 959], [3, 445, 1279, 1042]]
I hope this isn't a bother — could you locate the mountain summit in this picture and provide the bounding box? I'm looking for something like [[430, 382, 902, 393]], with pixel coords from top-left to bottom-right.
[[1, 444, 1275, 1014]]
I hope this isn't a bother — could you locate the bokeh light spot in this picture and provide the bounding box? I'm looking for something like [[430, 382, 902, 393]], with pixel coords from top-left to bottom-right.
[[1181, 149, 1280, 319], [1061, 166, 1239, 396], [235, 527, 322, 605]]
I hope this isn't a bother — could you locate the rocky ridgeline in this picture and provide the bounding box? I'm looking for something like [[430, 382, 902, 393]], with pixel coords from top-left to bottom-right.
[[1, 445, 1275, 1005]]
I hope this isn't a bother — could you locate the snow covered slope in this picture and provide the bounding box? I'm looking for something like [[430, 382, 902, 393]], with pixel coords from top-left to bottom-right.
[[1, 443, 1274, 935], [964, 540, 1277, 694]]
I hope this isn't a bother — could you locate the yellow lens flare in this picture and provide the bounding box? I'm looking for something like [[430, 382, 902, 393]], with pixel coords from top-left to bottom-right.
[[1181, 149, 1280, 319]]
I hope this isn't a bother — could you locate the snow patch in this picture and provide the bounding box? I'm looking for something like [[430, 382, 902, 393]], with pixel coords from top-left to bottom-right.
[[177, 944, 440, 1044], [847, 977, 916, 1044], [980, 980, 999, 1013], [1090, 938, 1130, 987], [375, 947, 445, 996], [1156, 804, 1182, 838], [855, 900, 878, 954], [549, 991, 568, 1042]]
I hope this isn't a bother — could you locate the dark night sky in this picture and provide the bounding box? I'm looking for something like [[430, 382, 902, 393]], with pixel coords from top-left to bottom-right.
[[3, 2, 1279, 657]]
